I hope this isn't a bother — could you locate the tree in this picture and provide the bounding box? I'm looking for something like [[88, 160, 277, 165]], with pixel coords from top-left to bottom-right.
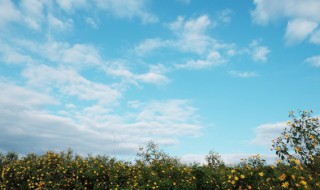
[[136, 141, 177, 165], [205, 150, 225, 168], [272, 110, 320, 166]]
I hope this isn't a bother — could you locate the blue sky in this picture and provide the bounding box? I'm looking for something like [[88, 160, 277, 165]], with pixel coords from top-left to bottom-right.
[[0, 0, 320, 163]]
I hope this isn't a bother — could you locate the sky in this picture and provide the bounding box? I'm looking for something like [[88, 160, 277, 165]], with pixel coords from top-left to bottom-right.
[[0, 0, 320, 164]]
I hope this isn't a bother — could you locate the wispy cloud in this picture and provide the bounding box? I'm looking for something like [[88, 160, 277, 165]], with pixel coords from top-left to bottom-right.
[[169, 15, 214, 54], [0, 0, 21, 26], [229, 70, 258, 78], [94, 0, 158, 23], [284, 19, 318, 45], [56, 0, 89, 13], [135, 15, 216, 56], [176, 51, 225, 69], [250, 40, 270, 62], [181, 153, 277, 165], [250, 122, 287, 146], [48, 14, 73, 31], [134, 15, 236, 70], [251, 0, 320, 45], [134, 38, 170, 56], [134, 15, 269, 72], [12, 40, 103, 67], [23, 65, 121, 105], [305, 55, 320, 67]]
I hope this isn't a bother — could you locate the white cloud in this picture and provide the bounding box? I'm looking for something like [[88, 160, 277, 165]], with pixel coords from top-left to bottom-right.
[[60, 44, 101, 65], [104, 62, 169, 85], [305, 55, 320, 67], [22, 65, 121, 105], [14, 40, 102, 67], [135, 15, 216, 55], [20, 0, 45, 30], [250, 122, 287, 146], [250, 40, 270, 62], [136, 72, 169, 84], [252, 46, 270, 62], [310, 30, 320, 44], [0, 0, 21, 26], [57, 0, 88, 13], [285, 19, 318, 45], [0, 0, 50, 31], [180, 59, 214, 69], [251, 0, 320, 45], [48, 14, 73, 31], [229, 70, 258, 78], [176, 51, 225, 69], [181, 153, 277, 165], [134, 38, 170, 56], [5, 38, 170, 86], [0, 41, 34, 65], [169, 15, 214, 54], [94, 0, 158, 23], [251, 0, 320, 25], [125, 99, 202, 137], [0, 81, 57, 109]]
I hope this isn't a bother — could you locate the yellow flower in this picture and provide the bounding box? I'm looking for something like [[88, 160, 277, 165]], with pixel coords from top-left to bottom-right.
[[294, 159, 300, 165], [285, 134, 290, 139], [300, 180, 307, 186], [240, 174, 245, 179], [295, 147, 300, 152], [291, 174, 296, 180], [310, 135, 315, 140], [276, 147, 281, 151], [279, 173, 286, 181], [282, 181, 289, 188], [247, 185, 252, 189], [231, 169, 235, 173], [259, 172, 264, 177]]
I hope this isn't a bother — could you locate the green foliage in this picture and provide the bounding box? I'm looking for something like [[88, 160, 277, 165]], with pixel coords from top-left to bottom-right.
[[1, 146, 320, 189]]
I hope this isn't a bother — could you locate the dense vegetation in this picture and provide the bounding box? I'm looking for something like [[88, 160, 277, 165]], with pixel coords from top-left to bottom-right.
[[1, 110, 320, 189]]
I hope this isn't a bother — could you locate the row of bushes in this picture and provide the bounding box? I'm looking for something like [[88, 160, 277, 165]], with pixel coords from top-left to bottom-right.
[[0, 110, 319, 189], [0, 148, 320, 189], [1, 146, 320, 189]]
